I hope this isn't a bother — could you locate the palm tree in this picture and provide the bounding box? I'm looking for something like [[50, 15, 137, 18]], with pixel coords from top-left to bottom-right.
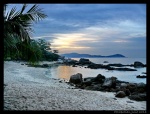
[[4, 4, 47, 63]]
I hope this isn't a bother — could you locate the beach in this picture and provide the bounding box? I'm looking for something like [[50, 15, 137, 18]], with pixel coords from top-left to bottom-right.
[[4, 61, 146, 111]]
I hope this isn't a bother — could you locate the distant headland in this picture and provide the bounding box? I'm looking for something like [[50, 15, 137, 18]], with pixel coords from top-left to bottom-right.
[[61, 53, 126, 58]]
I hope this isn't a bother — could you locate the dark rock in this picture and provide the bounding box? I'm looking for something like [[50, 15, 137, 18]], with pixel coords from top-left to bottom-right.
[[115, 68, 137, 71], [107, 67, 115, 70], [126, 83, 137, 93], [134, 61, 144, 67], [102, 76, 117, 88], [118, 87, 130, 96], [110, 88, 117, 92], [64, 59, 78, 65], [124, 89, 131, 96], [94, 74, 105, 83], [87, 63, 103, 69], [79, 58, 91, 65], [84, 77, 95, 81], [72, 65, 77, 67], [137, 82, 146, 88], [103, 61, 109, 63], [83, 79, 92, 86], [128, 93, 146, 101], [115, 91, 126, 98], [136, 75, 146, 78], [108, 63, 123, 67], [69, 73, 83, 84], [43, 64, 49, 67], [136, 82, 146, 93], [84, 84, 102, 91], [84, 86, 95, 90]]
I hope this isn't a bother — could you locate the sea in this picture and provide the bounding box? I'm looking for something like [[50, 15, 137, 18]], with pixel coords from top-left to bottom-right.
[[45, 58, 147, 84]]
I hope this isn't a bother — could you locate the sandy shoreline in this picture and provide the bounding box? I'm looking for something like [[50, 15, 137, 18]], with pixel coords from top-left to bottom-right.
[[4, 61, 146, 111]]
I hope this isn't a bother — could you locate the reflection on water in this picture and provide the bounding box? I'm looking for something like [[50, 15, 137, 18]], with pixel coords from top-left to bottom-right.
[[45, 64, 146, 84], [48, 65, 83, 80], [44, 58, 146, 84]]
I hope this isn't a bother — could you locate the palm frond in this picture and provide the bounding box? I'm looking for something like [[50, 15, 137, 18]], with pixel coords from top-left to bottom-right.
[[7, 7, 16, 20], [20, 4, 27, 14], [4, 4, 47, 62]]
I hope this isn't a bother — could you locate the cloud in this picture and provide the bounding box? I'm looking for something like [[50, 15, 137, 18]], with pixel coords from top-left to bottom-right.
[[5, 4, 146, 57]]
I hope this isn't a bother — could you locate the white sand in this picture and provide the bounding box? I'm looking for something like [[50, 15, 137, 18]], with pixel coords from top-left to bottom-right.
[[4, 61, 146, 111]]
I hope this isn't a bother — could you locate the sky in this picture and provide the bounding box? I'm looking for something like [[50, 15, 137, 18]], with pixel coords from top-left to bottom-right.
[[6, 4, 146, 57]]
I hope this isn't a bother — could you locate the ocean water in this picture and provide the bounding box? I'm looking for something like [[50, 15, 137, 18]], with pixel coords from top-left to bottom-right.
[[45, 58, 146, 84]]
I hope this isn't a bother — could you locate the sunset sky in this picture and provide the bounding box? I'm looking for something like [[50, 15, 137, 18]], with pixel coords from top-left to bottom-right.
[[6, 4, 146, 57]]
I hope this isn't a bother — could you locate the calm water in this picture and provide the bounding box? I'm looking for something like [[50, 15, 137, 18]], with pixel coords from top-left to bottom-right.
[[45, 58, 146, 84]]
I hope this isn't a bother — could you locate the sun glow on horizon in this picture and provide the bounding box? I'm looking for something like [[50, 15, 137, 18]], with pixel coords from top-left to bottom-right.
[[50, 33, 95, 52]]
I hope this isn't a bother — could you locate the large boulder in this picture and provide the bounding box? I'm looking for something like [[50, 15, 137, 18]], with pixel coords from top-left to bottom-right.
[[128, 93, 146, 101], [115, 91, 126, 98], [134, 61, 144, 67], [126, 83, 137, 93], [102, 76, 117, 88], [69, 73, 83, 84], [79, 58, 91, 65], [136, 82, 146, 93], [94, 74, 105, 83]]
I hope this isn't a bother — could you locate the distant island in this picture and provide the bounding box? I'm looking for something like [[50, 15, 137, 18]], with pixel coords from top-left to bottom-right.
[[61, 53, 126, 58]]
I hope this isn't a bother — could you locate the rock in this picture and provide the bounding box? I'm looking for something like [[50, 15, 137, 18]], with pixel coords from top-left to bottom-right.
[[79, 58, 91, 65], [124, 89, 131, 96], [84, 84, 102, 91], [94, 74, 105, 83], [137, 82, 146, 88], [102, 76, 117, 88], [108, 63, 123, 67], [43, 64, 49, 67], [126, 83, 137, 93], [115, 68, 137, 71], [107, 67, 115, 70], [103, 61, 109, 63], [69, 73, 83, 84], [134, 61, 144, 67], [87, 63, 102, 69], [136, 75, 146, 78], [72, 65, 77, 67], [120, 83, 128, 88], [136, 82, 146, 93], [128, 93, 146, 101], [115, 91, 126, 98], [83, 79, 92, 86]]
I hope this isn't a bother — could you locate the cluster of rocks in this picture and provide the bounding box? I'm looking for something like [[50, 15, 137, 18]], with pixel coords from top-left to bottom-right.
[[68, 73, 146, 101], [136, 75, 147, 78], [25, 58, 146, 73], [25, 63, 58, 68], [64, 58, 146, 71]]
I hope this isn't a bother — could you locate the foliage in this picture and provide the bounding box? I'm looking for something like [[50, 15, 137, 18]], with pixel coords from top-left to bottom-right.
[[37, 39, 60, 61], [4, 4, 60, 63], [4, 4, 47, 63]]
